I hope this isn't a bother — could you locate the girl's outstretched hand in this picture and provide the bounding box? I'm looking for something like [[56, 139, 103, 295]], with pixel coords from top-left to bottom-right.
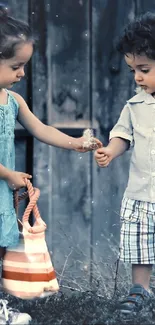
[[75, 136, 103, 152], [5, 171, 32, 190], [94, 147, 113, 167]]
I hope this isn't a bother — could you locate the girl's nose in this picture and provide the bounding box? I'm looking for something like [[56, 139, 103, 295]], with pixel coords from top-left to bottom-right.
[[17, 67, 25, 77]]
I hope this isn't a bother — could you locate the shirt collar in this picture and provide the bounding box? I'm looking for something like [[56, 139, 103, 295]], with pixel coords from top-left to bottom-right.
[[127, 90, 155, 105]]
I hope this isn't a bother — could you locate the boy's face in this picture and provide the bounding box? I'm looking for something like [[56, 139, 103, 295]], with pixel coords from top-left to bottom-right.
[[125, 53, 155, 95]]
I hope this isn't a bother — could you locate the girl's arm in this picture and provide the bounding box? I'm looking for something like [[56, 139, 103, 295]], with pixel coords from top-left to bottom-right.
[[0, 164, 32, 189], [0, 164, 12, 180], [12, 91, 102, 151]]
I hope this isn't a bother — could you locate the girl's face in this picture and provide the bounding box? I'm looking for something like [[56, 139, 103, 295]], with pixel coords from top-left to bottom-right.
[[0, 42, 33, 89], [125, 53, 155, 95]]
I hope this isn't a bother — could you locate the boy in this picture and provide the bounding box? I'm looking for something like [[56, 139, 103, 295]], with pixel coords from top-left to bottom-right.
[[95, 12, 155, 314]]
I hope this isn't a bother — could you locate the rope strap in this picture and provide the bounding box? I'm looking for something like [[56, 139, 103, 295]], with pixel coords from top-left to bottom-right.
[[13, 179, 46, 234]]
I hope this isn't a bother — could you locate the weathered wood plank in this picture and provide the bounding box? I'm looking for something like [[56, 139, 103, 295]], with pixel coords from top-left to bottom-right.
[[45, 0, 92, 286], [46, 0, 90, 123], [92, 0, 136, 294], [15, 139, 27, 217], [135, 0, 155, 14], [28, 0, 51, 237]]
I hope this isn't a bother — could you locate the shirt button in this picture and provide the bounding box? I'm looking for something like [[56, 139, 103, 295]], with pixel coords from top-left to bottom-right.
[[153, 127, 155, 131], [151, 150, 155, 155]]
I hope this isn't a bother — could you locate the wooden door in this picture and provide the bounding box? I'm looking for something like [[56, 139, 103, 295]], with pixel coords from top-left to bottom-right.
[[6, 0, 155, 292]]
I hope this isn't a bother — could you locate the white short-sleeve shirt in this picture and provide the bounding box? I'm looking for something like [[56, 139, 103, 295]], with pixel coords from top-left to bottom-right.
[[110, 90, 155, 202]]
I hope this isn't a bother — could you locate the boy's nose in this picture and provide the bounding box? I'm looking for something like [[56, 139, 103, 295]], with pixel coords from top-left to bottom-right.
[[134, 71, 143, 83]]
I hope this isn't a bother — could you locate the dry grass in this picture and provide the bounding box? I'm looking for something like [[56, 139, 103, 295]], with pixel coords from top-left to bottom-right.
[[1, 287, 155, 325]]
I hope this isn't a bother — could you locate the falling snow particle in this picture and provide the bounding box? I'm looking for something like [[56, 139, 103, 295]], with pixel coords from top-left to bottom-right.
[[83, 265, 88, 271]]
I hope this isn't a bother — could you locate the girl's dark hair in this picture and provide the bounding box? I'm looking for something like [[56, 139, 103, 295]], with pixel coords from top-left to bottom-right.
[[116, 12, 155, 59], [0, 4, 34, 59]]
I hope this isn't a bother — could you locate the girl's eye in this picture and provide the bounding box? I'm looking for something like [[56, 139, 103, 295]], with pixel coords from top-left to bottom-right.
[[129, 69, 149, 74]]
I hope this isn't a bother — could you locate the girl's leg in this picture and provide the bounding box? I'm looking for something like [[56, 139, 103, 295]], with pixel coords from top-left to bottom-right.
[[0, 246, 32, 324], [0, 247, 6, 259]]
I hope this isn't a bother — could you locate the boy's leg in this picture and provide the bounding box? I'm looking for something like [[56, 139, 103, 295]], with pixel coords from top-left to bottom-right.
[[118, 198, 153, 314], [132, 264, 153, 290], [118, 265, 152, 315], [118, 264, 152, 314]]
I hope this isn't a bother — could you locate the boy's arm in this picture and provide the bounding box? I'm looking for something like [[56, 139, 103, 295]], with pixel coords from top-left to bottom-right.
[[107, 137, 130, 159], [95, 137, 130, 167], [95, 103, 133, 167]]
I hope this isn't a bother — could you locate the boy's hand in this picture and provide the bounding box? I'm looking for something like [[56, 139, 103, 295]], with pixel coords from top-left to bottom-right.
[[94, 147, 113, 167], [5, 171, 32, 190], [75, 136, 103, 152]]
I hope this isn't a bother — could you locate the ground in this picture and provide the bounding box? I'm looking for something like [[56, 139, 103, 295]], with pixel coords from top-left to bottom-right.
[[2, 288, 155, 325]]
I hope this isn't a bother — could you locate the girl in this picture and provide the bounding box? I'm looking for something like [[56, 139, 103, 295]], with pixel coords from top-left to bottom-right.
[[0, 5, 102, 324]]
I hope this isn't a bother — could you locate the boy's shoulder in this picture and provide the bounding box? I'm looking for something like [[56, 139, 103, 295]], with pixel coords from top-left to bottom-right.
[[127, 89, 146, 104]]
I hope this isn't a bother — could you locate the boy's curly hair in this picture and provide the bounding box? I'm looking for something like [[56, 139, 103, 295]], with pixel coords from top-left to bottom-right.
[[117, 12, 155, 59]]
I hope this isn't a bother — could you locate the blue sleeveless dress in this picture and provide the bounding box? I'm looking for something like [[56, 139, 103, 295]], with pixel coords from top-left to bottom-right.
[[0, 90, 19, 247]]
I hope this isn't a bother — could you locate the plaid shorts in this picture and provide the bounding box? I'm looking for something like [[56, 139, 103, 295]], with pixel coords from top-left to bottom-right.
[[119, 197, 155, 264]]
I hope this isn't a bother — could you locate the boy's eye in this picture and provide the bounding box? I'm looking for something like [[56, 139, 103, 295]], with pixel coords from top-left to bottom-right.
[[12, 66, 20, 70], [141, 69, 149, 73]]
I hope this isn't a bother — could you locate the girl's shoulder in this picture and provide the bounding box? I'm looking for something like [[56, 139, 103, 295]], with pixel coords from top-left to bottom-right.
[[8, 90, 26, 108], [8, 90, 20, 104], [5, 90, 20, 116]]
